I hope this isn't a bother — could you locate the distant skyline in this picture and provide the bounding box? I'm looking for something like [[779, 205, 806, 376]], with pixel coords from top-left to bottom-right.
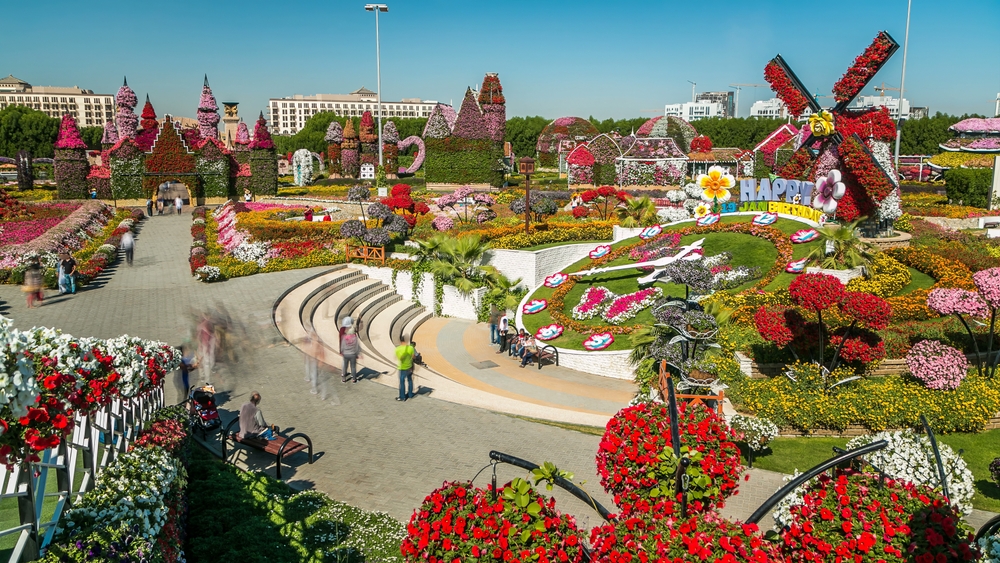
[[4, 0, 999, 125]]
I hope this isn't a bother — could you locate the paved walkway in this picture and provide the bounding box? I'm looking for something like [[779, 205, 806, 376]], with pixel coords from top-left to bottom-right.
[[0, 210, 992, 533]]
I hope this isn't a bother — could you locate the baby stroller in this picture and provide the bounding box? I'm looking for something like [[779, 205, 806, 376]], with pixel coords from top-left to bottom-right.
[[188, 384, 221, 438]]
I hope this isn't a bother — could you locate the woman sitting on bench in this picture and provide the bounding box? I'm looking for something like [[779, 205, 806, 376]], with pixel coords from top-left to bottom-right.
[[239, 392, 276, 441]]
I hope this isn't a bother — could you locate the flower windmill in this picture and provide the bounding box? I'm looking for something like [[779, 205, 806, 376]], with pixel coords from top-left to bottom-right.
[[764, 31, 902, 227]]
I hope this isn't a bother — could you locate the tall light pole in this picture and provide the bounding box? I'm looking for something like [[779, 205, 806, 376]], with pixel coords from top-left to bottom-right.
[[894, 0, 912, 171], [365, 3, 388, 168], [687, 80, 697, 103]]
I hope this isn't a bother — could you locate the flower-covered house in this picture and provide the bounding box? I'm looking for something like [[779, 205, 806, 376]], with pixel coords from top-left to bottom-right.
[[929, 117, 1000, 172], [535, 116, 600, 168], [615, 137, 688, 187]]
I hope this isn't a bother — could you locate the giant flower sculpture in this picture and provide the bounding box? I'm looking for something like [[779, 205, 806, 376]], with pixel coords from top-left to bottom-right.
[[764, 31, 902, 225], [697, 165, 734, 204], [812, 169, 846, 214]]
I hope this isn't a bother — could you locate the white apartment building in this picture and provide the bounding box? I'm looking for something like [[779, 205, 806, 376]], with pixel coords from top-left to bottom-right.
[[853, 95, 910, 120], [664, 101, 724, 121], [0, 75, 114, 127], [750, 98, 790, 119], [268, 87, 441, 134]]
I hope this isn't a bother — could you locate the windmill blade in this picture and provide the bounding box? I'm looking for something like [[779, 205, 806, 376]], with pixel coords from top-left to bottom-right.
[[840, 132, 897, 191], [831, 31, 900, 113], [767, 54, 822, 115]]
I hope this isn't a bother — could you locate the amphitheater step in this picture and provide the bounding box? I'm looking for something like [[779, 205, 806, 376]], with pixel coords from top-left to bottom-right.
[[300, 270, 366, 333], [274, 266, 351, 346]]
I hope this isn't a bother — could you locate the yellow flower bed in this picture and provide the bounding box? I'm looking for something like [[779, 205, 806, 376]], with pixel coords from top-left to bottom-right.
[[488, 223, 615, 249], [929, 151, 998, 169], [845, 253, 910, 297]]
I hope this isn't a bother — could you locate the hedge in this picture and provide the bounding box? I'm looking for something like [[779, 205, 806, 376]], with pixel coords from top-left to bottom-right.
[[250, 149, 278, 196], [54, 148, 89, 199], [425, 137, 503, 187], [944, 168, 994, 208]]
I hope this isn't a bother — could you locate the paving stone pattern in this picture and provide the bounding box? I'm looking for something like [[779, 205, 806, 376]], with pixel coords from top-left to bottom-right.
[[0, 211, 825, 530]]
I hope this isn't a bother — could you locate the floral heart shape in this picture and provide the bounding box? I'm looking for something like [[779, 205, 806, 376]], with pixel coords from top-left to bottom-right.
[[786, 257, 809, 273], [543, 272, 569, 288], [535, 324, 564, 341], [696, 213, 721, 227], [522, 299, 548, 315], [790, 229, 820, 243], [589, 245, 612, 259], [639, 225, 662, 240], [752, 212, 778, 226], [583, 332, 614, 351]]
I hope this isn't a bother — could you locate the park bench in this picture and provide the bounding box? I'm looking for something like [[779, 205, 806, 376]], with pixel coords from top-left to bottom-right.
[[535, 344, 558, 370], [221, 417, 314, 479]]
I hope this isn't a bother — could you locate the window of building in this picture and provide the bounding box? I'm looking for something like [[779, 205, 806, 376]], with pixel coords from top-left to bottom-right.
[[61, 97, 67, 102], [311, 103, 317, 108], [282, 103, 287, 108]]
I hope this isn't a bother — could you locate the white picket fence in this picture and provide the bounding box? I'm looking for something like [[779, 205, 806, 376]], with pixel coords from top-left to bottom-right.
[[0, 387, 164, 563]]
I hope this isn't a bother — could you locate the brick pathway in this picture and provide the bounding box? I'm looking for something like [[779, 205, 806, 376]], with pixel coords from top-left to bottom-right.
[[1, 210, 991, 533]]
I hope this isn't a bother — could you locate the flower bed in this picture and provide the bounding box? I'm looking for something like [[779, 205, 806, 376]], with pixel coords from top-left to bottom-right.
[[42, 406, 189, 563], [0, 201, 113, 269]]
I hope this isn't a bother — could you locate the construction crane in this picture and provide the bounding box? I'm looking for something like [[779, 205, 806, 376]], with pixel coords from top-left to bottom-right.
[[873, 82, 901, 96], [994, 93, 999, 117], [729, 83, 767, 118], [687, 81, 697, 103]]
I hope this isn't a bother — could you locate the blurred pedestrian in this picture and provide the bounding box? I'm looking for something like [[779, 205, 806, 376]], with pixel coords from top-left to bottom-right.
[[57, 257, 67, 295], [175, 196, 183, 215], [121, 230, 135, 266], [488, 304, 500, 344], [197, 314, 217, 384], [341, 326, 361, 383], [60, 251, 77, 294], [23, 257, 43, 308], [157, 192, 164, 215], [179, 345, 198, 393], [496, 312, 510, 354], [146, 198, 153, 217], [301, 328, 325, 396]]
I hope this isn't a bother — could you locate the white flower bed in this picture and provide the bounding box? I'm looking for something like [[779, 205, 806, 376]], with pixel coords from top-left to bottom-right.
[[657, 206, 690, 222], [571, 287, 616, 320], [846, 430, 975, 515], [194, 265, 222, 282], [729, 415, 779, 452]]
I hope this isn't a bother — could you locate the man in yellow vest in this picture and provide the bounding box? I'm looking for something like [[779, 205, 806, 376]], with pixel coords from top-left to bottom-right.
[[395, 335, 416, 402]]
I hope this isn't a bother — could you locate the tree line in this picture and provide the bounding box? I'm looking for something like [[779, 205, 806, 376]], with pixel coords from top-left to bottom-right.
[[0, 104, 987, 161]]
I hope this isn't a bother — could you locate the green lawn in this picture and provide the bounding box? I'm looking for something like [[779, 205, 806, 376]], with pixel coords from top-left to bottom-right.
[[749, 430, 1000, 512], [524, 239, 610, 252], [522, 215, 823, 351], [899, 267, 936, 294]]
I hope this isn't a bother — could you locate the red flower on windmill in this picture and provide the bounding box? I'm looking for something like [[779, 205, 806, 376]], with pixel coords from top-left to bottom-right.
[[764, 31, 901, 225]]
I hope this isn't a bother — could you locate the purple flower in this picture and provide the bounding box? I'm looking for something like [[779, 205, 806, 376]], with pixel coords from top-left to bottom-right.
[[451, 88, 489, 140], [973, 268, 1000, 309], [325, 121, 343, 143], [101, 120, 119, 145], [906, 339, 969, 391], [197, 81, 221, 140], [926, 288, 989, 318]]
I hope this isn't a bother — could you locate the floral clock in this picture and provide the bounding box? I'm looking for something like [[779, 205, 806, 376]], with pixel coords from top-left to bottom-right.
[[639, 225, 662, 240], [543, 272, 568, 288], [583, 332, 614, 351], [522, 299, 548, 315], [790, 229, 819, 243], [535, 324, 564, 341], [589, 244, 612, 259], [785, 257, 809, 273], [752, 212, 778, 226], [696, 213, 721, 227]]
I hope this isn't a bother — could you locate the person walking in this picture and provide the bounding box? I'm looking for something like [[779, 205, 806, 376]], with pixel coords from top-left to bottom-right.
[[394, 335, 416, 402], [239, 392, 276, 441], [301, 328, 325, 396], [157, 191, 165, 215], [23, 257, 43, 308], [57, 258, 67, 295], [175, 196, 183, 216], [179, 345, 198, 394], [121, 230, 135, 266], [496, 312, 510, 354], [341, 326, 361, 383], [146, 198, 154, 217], [197, 314, 217, 384], [60, 252, 77, 294], [488, 305, 500, 345], [244, 188, 253, 203]]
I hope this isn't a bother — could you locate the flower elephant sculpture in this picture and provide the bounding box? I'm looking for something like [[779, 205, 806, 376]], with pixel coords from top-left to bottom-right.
[[397, 136, 425, 175]]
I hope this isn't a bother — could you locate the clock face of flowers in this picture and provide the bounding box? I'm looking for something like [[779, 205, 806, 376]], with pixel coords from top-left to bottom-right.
[[583, 332, 614, 351], [543, 272, 568, 288], [786, 257, 809, 273], [535, 324, 564, 341], [790, 229, 819, 243], [697, 165, 735, 203], [639, 225, 662, 240], [696, 213, 721, 226], [589, 244, 612, 259], [522, 299, 548, 315], [752, 212, 778, 226]]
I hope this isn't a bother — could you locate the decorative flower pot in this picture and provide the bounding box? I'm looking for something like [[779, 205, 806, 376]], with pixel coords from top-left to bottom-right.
[[805, 266, 865, 284]]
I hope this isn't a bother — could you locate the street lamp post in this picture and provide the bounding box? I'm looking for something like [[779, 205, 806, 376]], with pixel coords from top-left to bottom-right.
[[519, 157, 535, 234], [365, 3, 388, 168], [894, 0, 912, 171]]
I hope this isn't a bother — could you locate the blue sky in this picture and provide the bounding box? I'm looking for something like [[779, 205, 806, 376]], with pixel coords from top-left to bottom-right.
[[5, 0, 999, 123]]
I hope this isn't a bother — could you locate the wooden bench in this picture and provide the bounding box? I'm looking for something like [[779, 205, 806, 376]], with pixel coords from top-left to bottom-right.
[[221, 417, 314, 479], [535, 345, 558, 370]]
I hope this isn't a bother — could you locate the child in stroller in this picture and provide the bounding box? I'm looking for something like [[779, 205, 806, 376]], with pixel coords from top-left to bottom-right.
[[188, 384, 221, 437]]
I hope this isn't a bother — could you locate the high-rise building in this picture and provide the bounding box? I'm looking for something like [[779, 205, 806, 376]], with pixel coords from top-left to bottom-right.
[[695, 91, 735, 118], [749, 98, 790, 119], [0, 74, 115, 127], [852, 95, 911, 120], [267, 87, 442, 134], [664, 102, 724, 121]]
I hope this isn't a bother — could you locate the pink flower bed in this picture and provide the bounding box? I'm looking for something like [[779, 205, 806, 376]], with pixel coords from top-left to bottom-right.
[[571, 286, 615, 320], [905, 339, 969, 390], [0, 202, 113, 268], [242, 202, 306, 212], [0, 217, 68, 246], [603, 287, 662, 324]]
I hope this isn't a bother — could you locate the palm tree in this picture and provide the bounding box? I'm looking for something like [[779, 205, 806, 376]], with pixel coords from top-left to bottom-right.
[[805, 217, 872, 270], [412, 234, 449, 264], [430, 234, 500, 296], [484, 271, 525, 311], [615, 196, 659, 228]]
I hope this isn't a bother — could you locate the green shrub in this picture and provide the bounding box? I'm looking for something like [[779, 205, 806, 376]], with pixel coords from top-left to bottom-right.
[[944, 168, 994, 208], [425, 137, 503, 187]]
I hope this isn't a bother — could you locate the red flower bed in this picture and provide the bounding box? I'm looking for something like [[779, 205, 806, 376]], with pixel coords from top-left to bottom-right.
[[838, 291, 891, 330], [781, 470, 978, 563], [596, 402, 742, 515], [828, 328, 886, 363], [832, 32, 897, 103], [765, 60, 811, 117], [402, 480, 585, 563], [790, 273, 845, 311], [840, 134, 895, 203]]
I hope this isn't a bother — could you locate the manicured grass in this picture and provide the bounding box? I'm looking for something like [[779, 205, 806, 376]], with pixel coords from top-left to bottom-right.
[[186, 445, 404, 563], [748, 430, 1000, 512], [899, 267, 936, 294], [524, 239, 610, 252], [522, 215, 823, 351]]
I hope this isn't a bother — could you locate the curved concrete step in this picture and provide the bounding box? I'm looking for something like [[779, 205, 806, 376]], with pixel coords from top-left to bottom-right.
[[300, 271, 366, 332], [274, 266, 351, 346], [391, 305, 426, 344], [311, 278, 382, 353], [367, 300, 421, 365], [403, 311, 433, 343]]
